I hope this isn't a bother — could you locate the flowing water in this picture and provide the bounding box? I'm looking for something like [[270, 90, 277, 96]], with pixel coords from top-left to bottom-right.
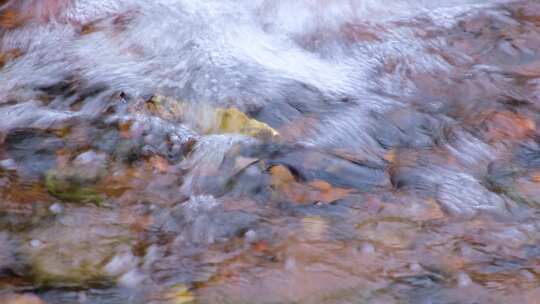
[[2, 0, 540, 303]]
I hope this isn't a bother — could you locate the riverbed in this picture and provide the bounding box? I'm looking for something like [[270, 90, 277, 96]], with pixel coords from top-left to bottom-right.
[[1, 1, 540, 303]]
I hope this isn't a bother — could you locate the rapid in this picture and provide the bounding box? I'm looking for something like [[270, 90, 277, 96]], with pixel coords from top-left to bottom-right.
[[1, 0, 540, 303]]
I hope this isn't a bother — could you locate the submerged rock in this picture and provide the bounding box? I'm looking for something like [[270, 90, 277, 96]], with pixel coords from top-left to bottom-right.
[[44, 150, 108, 204], [356, 217, 420, 249], [45, 171, 103, 204], [0, 294, 44, 304], [22, 208, 136, 288]]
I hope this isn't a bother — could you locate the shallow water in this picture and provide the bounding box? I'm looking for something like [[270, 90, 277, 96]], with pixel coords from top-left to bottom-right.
[[2, 0, 540, 303]]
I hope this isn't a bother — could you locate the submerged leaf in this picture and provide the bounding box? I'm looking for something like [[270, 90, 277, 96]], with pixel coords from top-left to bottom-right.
[[270, 165, 351, 204], [147, 95, 278, 138], [213, 108, 279, 138], [163, 284, 196, 304], [45, 171, 103, 204]]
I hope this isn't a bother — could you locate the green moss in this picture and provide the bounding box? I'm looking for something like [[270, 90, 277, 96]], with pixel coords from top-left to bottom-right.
[[24, 209, 134, 288], [45, 171, 103, 204]]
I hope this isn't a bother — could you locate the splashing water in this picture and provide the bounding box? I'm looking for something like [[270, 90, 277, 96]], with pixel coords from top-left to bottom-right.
[[2, 0, 540, 303]]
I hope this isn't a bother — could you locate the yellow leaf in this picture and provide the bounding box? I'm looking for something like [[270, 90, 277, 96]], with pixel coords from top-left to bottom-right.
[[164, 285, 196, 304], [214, 107, 278, 138], [302, 216, 329, 240], [146, 95, 278, 139]]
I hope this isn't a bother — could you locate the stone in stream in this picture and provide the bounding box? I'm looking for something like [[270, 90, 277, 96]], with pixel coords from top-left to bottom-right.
[[0, 294, 44, 304], [45, 150, 109, 204], [22, 207, 137, 288]]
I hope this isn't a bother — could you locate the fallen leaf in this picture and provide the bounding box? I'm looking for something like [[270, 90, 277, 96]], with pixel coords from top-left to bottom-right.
[[270, 165, 296, 186], [308, 180, 351, 203], [0, 10, 25, 29], [118, 120, 133, 139], [484, 111, 535, 142], [532, 172, 540, 183], [146, 95, 185, 121], [302, 216, 329, 240], [149, 155, 170, 173], [270, 165, 351, 204], [80, 23, 98, 35], [214, 107, 279, 138], [0, 49, 23, 69], [252, 240, 269, 254], [384, 149, 397, 164], [163, 284, 196, 304]]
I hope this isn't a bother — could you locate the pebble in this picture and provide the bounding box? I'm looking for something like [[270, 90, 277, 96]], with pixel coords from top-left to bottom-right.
[[519, 269, 536, 282], [143, 245, 161, 269], [244, 230, 257, 243], [78, 292, 87, 303], [0, 159, 17, 171], [457, 272, 473, 287], [30, 240, 42, 248], [104, 251, 138, 276], [49, 203, 64, 214], [360, 242, 375, 254], [284, 257, 296, 271], [118, 269, 145, 288], [409, 263, 423, 272], [73, 151, 107, 167]]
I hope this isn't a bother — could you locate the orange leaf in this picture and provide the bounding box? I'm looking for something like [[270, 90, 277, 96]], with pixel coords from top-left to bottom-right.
[[308, 180, 351, 203], [252, 241, 269, 253], [118, 120, 133, 139], [0, 10, 25, 29], [270, 166, 351, 204], [485, 111, 535, 142], [150, 155, 170, 173], [384, 149, 397, 164], [270, 165, 296, 186]]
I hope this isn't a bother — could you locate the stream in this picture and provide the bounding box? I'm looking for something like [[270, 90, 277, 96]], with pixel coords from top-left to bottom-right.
[[1, 1, 540, 303]]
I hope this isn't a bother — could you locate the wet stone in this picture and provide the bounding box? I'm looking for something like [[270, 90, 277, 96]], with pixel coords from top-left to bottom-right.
[[22, 208, 136, 288], [0, 294, 44, 304], [2, 1, 540, 303], [356, 217, 420, 249]]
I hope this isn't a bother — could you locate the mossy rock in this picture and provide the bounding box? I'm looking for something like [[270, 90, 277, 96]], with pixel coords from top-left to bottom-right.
[[45, 170, 103, 204], [23, 208, 134, 288]]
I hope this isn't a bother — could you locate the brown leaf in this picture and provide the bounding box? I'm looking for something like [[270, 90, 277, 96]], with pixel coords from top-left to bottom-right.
[[80, 23, 98, 35], [270, 165, 351, 204], [0, 10, 25, 29], [302, 216, 329, 240], [308, 180, 351, 203], [0, 49, 23, 69], [270, 165, 296, 186], [340, 22, 381, 43], [118, 120, 133, 139], [149, 155, 170, 173], [252, 240, 269, 254], [531, 171, 540, 183], [484, 111, 535, 142], [383, 149, 397, 164]]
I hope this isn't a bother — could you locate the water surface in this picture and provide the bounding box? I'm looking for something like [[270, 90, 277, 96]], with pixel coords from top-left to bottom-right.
[[1, 0, 540, 303]]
